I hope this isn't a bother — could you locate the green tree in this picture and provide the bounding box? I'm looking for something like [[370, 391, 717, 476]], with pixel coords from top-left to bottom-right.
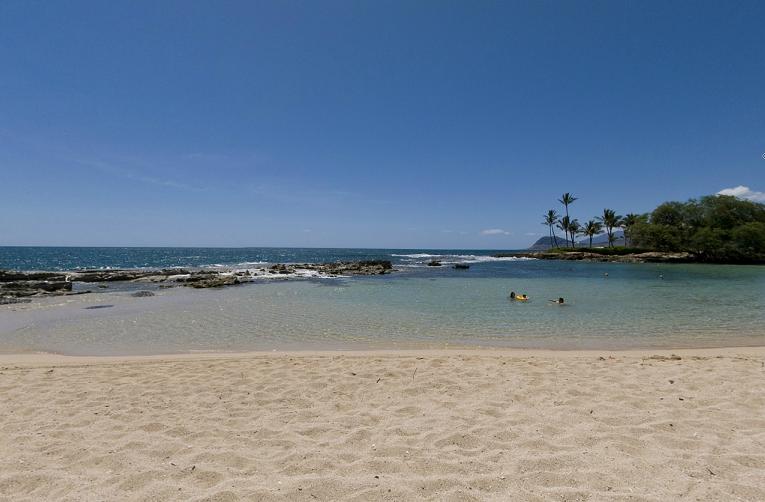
[[621, 213, 642, 246], [557, 216, 571, 247], [583, 220, 603, 248], [542, 210, 560, 248], [732, 222, 765, 257], [558, 193, 578, 247], [597, 209, 622, 247], [631, 195, 765, 262], [568, 219, 581, 248]]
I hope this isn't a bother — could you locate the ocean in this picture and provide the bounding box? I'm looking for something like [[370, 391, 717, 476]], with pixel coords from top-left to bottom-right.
[[1, 247, 764, 355], [0, 246, 521, 271]]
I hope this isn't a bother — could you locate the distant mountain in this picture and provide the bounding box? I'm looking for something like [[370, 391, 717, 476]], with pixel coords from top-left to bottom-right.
[[528, 231, 625, 250], [582, 231, 626, 247], [527, 236, 572, 250]]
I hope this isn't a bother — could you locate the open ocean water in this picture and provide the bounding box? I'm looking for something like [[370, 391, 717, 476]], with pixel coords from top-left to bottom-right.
[[1, 247, 764, 355]]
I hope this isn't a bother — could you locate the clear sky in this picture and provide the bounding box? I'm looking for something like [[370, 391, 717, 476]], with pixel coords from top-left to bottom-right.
[[1, 0, 763, 248]]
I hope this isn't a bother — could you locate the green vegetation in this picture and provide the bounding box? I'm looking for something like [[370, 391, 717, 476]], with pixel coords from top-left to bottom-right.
[[539, 192, 765, 263], [597, 208, 622, 247], [544, 246, 646, 256], [631, 195, 765, 263], [542, 209, 560, 248], [583, 220, 603, 248], [557, 193, 578, 247]]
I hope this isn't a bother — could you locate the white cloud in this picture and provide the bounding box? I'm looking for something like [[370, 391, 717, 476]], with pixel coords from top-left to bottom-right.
[[481, 228, 511, 236], [717, 185, 765, 202]]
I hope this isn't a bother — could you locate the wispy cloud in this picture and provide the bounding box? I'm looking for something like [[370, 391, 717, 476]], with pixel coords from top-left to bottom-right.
[[717, 185, 765, 202], [480, 228, 511, 236], [76, 158, 205, 192], [246, 182, 392, 206]]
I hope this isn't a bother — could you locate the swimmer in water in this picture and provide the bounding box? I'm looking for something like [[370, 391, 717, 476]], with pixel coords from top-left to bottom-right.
[[549, 297, 564, 304]]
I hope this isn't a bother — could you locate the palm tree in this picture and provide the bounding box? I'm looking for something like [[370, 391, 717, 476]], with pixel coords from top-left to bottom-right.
[[542, 210, 560, 248], [568, 219, 581, 248], [597, 208, 623, 247], [558, 193, 578, 220], [558, 193, 578, 247], [622, 213, 640, 247], [583, 220, 603, 248], [557, 216, 571, 247]]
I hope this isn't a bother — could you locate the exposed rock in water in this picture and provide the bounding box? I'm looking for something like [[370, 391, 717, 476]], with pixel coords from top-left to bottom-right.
[[0, 261, 394, 300], [494, 251, 695, 263], [0, 297, 32, 305], [71, 269, 190, 282], [186, 275, 241, 289], [0, 271, 68, 282], [427, 261, 442, 267], [310, 260, 393, 275], [1, 280, 72, 299], [131, 290, 155, 297]]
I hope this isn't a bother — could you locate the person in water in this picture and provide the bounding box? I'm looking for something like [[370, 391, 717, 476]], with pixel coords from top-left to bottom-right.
[[510, 291, 515, 299], [549, 297, 564, 304], [509, 291, 528, 301]]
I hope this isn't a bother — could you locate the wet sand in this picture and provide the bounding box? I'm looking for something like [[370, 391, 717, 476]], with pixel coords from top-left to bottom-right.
[[1, 348, 764, 501]]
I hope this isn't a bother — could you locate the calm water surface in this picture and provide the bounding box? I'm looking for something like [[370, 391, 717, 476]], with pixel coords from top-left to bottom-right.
[[1, 250, 763, 355]]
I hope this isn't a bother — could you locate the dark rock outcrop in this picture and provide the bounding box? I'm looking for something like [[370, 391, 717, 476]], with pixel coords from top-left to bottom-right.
[[1, 260, 395, 301], [0, 297, 32, 305], [131, 291, 156, 297], [0, 279, 72, 298], [494, 251, 694, 264], [0, 271, 68, 282], [187, 275, 240, 289]]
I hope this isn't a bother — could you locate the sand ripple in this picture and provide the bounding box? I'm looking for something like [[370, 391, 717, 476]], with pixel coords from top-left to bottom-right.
[[1, 351, 764, 500]]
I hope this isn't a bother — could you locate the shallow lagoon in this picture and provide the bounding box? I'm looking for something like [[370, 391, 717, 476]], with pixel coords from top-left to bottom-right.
[[2, 259, 763, 355]]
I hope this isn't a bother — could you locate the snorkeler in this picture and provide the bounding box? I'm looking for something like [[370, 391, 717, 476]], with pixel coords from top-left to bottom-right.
[[549, 297, 564, 304]]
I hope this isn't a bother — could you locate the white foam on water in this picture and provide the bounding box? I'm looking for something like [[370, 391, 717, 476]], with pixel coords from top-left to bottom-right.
[[391, 253, 536, 265]]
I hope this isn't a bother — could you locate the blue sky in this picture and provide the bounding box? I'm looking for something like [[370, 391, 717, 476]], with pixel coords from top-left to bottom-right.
[[1, 0, 763, 248]]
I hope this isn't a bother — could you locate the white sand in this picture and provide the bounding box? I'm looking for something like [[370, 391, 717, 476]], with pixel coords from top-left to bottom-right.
[[1, 348, 764, 501]]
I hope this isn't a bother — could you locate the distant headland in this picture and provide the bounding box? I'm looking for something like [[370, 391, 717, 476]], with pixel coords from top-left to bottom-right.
[[518, 192, 765, 265]]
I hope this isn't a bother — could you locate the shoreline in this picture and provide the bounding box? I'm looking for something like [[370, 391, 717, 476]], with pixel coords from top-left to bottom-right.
[[3, 345, 764, 366], [500, 250, 765, 265]]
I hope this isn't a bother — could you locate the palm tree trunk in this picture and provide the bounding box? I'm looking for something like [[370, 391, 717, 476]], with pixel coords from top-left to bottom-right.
[[563, 203, 570, 247], [589, 235, 593, 248]]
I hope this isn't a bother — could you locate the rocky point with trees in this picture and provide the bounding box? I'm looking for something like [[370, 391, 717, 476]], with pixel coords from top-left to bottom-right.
[[528, 193, 765, 264]]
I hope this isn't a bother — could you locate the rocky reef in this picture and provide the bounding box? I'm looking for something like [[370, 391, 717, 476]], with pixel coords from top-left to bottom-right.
[[0, 260, 394, 302], [495, 251, 694, 263]]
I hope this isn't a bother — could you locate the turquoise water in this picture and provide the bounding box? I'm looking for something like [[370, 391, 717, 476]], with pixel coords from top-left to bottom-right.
[[1, 253, 763, 355]]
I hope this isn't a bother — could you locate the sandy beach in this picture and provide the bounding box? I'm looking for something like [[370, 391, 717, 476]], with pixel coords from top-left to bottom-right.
[[0, 348, 763, 501]]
